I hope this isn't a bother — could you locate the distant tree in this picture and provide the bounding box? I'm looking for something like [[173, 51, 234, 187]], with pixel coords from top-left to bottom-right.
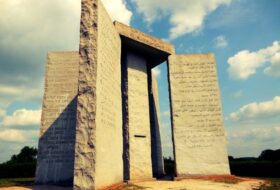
[[228, 156, 234, 161], [6, 146, 37, 164], [163, 156, 174, 162], [258, 149, 280, 161], [0, 146, 38, 178]]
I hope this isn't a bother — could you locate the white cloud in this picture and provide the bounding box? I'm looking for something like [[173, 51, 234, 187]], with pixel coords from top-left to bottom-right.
[[0, 1, 81, 51], [0, 0, 131, 51], [161, 122, 171, 129], [228, 41, 280, 80], [229, 96, 280, 122], [227, 126, 280, 157], [0, 129, 39, 143], [0, 129, 26, 142], [0, 0, 132, 109], [2, 109, 41, 127], [0, 109, 5, 119], [162, 111, 170, 117], [213, 35, 228, 48], [229, 127, 280, 141], [232, 90, 243, 98], [264, 52, 280, 76], [152, 67, 161, 78], [0, 86, 22, 96], [0, 0, 132, 162], [0, 85, 43, 108], [131, 0, 231, 39], [101, 0, 132, 25]]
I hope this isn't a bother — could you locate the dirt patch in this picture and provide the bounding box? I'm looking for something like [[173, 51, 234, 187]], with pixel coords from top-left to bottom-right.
[[127, 176, 266, 190], [0, 177, 267, 190]]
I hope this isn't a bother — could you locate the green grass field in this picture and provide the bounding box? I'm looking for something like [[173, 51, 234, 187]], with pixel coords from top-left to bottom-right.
[[0, 178, 34, 187], [253, 178, 280, 190]]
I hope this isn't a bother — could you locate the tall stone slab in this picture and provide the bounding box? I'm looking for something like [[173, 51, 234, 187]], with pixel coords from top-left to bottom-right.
[[126, 51, 153, 180], [74, 0, 122, 189], [168, 54, 230, 176], [35, 52, 79, 185]]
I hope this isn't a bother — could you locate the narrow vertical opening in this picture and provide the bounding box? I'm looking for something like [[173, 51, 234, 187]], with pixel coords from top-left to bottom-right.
[[121, 46, 130, 181], [149, 62, 175, 179]]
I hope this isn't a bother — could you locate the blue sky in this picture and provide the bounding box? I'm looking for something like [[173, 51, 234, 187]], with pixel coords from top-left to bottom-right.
[[0, 0, 280, 162]]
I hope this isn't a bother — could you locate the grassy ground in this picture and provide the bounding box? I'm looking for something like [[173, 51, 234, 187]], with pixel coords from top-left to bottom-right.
[[253, 178, 280, 190], [0, 177, 279, 189], [0, 178, 34, 187], [115, 184, 147, 190]]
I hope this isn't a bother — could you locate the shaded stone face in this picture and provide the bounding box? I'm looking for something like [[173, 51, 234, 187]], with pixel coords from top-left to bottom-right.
[[168, 54, 230, 176], [35, 52, 79, 185], [150, 74, 164, 177]]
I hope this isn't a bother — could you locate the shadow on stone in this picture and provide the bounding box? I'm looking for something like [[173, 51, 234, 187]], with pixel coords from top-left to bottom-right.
[[35, 97, 78, 187]]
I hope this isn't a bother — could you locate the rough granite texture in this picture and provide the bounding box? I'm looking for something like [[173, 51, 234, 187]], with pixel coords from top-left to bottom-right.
[[74, 0, 122, 189], [94, 1, 122, 189], [168, 54, 230, 176], [73, 0, 98, 189], [114, 22, 175, 55], [127, 51, 153, 180], [35, 52, 79, 185]]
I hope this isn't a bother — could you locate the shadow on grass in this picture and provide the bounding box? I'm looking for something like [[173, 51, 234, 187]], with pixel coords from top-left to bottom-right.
[[253, 178, 280, 190], [0, 178, 34, 187]]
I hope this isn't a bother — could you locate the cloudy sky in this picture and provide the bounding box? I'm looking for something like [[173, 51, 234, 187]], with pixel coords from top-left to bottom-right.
[[0, 0, 280, 162]]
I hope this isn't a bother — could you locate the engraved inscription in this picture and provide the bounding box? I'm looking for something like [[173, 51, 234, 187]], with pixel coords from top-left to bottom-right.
[[94, 1, 123, 189], [169, 54, 230, 175], [36, 52, 79, 183], [170, 56, 225, 148]]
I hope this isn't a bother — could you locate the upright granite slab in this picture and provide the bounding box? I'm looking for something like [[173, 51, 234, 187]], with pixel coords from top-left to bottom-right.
[[168, 54, 230, 176], [35, 52, 79, 185], [74, 0, 122, 189], [126, 51, 153, 180]]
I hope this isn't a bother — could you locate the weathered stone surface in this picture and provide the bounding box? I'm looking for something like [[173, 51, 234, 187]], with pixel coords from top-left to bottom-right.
[[127, 51, 153, 180], [35, 52, 79, 185], [73, 0, 98, 189], [168, 54, 230, 176], [74, 0, 122, 189], [114, 22, 175, 55], [95, 1, 122, 189]]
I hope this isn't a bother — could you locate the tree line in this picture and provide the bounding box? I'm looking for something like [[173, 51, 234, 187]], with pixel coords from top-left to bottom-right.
[[0, 146, 279, 178]]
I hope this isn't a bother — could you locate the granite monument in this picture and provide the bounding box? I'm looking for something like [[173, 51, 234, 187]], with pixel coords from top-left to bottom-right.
[[35, 0, 230, 189]]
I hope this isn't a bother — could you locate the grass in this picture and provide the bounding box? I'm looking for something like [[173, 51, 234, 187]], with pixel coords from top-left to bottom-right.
[[0, 177, 278, 190], [115, 184, 147, 190], [213, 178, 241, 184], [253, 178, 280, 190], [0, 177, 34, 187]]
